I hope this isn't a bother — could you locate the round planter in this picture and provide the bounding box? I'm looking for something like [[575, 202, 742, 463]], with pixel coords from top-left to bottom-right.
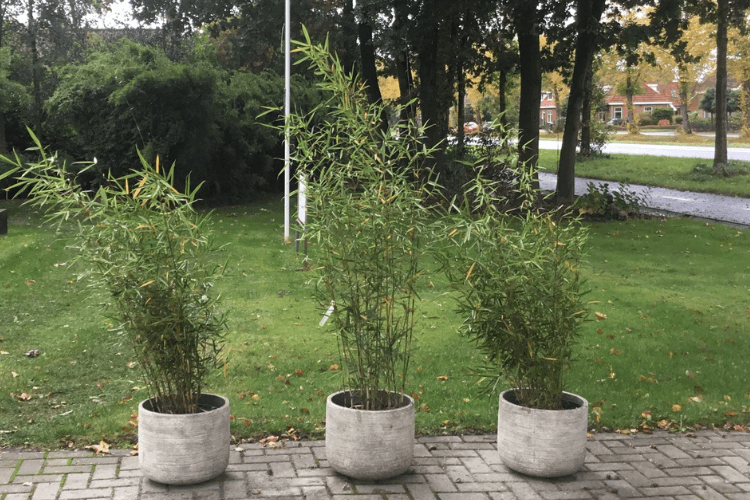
[[139, 393, 230, 485], [325, 390, 414, 480], [497, 389, 588, 478]]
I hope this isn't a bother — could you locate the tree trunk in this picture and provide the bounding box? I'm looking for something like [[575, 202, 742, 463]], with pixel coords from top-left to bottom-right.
[[456, 60, 466, 154], [340, 0, 358, 76], [417, 17, 447, 177], [0, 109, 6, 154], [741, 80, 750, 138], [625, 76, 638, 134], [678, 67, 692, 134], [28, 0, 43, 137], [499, 70, 507, 128], [556, 0, 606, 205], [394, 2, 416, 123], [515, 3, 541, 190], [358, 14, 388, 134], [579, 64, 594, 157], [714, 0, 728, 166]]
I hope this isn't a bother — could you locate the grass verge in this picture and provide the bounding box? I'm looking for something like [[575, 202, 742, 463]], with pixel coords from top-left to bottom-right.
[[1, 199, 749, 449], [538, 149, 750, 198]]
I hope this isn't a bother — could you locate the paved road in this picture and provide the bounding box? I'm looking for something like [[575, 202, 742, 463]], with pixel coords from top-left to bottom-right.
[[539, 139, 750, 162], [538, 172, 750, 228], [2, 431, 750, 499]]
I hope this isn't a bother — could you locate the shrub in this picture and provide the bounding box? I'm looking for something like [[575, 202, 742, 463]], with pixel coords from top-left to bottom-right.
[[689, 161, 750, 181], [440, 167, 588, 410], [651, 107, 674, 123], [574, 182, 650, 219]]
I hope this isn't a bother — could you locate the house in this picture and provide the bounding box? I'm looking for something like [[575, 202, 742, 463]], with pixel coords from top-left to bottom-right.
[[540, 91, 558, 126], [603, 82, 684, 122]]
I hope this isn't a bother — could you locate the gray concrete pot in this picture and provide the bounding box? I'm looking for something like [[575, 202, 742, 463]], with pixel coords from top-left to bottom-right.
[[497, 389, 588, 478], [325, 390, 414, 480], [139, 393, 230, 485]]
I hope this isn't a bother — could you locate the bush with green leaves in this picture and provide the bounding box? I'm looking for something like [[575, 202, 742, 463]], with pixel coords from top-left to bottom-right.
[[2, 131, 227, 414], [441, 169, 588, 410], [574, 181, 649, 219], [273, 29, 438, 411], [45, 39, 319, 202], [690, 161, 750, 181], [651, 107, 674, 123]]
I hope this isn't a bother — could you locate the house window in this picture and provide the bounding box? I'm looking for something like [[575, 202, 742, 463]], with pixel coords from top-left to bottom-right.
[[547, 111, 552, 123], [644, 106, 653, 114], [614, 107, 622, 119]]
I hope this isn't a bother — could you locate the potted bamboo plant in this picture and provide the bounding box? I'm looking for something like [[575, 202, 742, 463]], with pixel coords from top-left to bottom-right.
[[275, 29, 438, 480], [443, 162, 589, 478], [2, 133, 230, 485]]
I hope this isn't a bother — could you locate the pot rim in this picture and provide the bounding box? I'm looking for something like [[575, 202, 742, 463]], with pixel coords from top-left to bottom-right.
[[139, 393, 228, 415], [499, 388, 587, 412], [327, 390, 414, 413]]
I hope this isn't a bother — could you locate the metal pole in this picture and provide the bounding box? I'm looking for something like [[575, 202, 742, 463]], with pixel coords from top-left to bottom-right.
[[283, 0, 291, 244]]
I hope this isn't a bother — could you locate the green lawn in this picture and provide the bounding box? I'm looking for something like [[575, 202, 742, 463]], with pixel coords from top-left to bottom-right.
[[1, 198, 749, 449], [538, 149, 750, 198]]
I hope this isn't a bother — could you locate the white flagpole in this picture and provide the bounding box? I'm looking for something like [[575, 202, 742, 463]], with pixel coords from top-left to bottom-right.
[[283, 0, 291, 244]]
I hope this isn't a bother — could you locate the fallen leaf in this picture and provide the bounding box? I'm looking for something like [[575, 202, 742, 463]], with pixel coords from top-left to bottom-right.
[[436, 376, 449, 381], [609, 372, 616, 379], [24, 349, 40, 358], [419, 403, 430, 412], [243, 419, 252, 426], [724, 395, 732, 402], [293, 369, 304, 377], [88, 440, 110, 455], [688, 395, 704, 403], [329, 364, 340, 371], [126, 362, 137, 369], [724, 411, 738, 417], [638, 375, 658, 384], [300, 408, 310, 414], [595, 312, 607, 321], [641, 411, 651, 419], [10, 391, 32, 401], [11, 371, 18, 378], [671, 404, 682, 412], [609, 349, 623, 355]]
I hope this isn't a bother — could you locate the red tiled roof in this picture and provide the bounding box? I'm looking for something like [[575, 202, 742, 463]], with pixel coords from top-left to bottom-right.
[[604, 82, 681, 108]]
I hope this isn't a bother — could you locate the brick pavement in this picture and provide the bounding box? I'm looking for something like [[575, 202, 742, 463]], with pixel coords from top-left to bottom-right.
[[2, 430, 750, 499]]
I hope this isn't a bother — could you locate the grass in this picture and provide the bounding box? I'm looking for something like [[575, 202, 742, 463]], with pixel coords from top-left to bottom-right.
[[538, 149, 750, 198], [1, 198, 750, 450]]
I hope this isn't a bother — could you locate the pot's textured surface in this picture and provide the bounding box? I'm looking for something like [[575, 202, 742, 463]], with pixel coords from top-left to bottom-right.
[[325, 391, 414, 480], [139, 393, 230, 485], [497, 389, 588, 477]]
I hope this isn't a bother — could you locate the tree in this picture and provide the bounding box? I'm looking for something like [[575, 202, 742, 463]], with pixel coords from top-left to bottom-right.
[[556, 0, 607, 204], [684, 0, 750, 166]]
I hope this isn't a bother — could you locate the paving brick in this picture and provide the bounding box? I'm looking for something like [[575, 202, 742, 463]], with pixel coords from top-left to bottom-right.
[[269, 461, 295, 477], [438, 493, 490, 500], [445, 465, 473, 484], [538, 491, 592, 499], [507, 483, 543, 500], [711, 464, 749, 482], [58, 488, 114, 499], [355, 484, 406, 494], [664, 466, 713, 477], [18, 460, 44, 475], [425, 474, 458, 492], [291, 453, 317, 470], [31, 482, 60, 500], [46, 452, 92, 459], [325, 475, 354, 495], [630, 461, 668, 478], [456, 482, 508, 492], [113, 485, 139, 500], [71, 457, 119, 466], [461, 457, 494, 475], [655, 445, 692, 460], [449, 443, 496, 451], [0, 468, 14, 485], [91, 464, 118, 481], [43, 466, 92, 475], [637, 485, 692, 496], [418, 436, 463, 443], [13, 474, 63, 484], [301, 485, 330, 500], [89, 477, 141, 489], [120, 456, 139, 470], [407, 482, 440, 500], [688, 484, 733, 500], [62, 473, 90, 489]]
